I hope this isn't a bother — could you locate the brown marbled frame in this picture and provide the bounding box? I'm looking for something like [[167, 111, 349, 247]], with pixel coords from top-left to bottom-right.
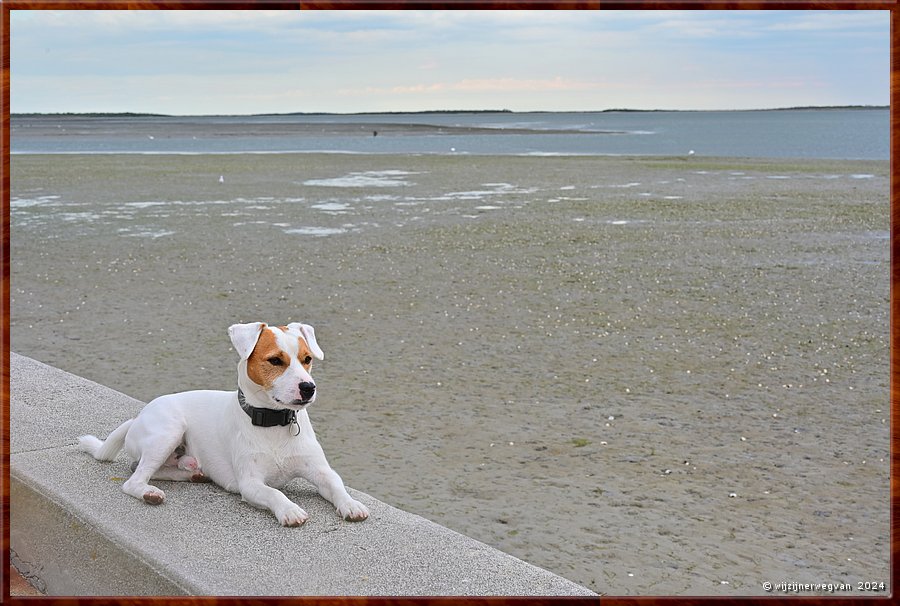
[[0, 2, 894, 605]]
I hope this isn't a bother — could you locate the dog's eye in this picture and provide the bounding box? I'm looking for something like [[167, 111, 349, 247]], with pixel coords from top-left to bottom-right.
[[303, 356, 312, 365], [268, 356, 284, 366]]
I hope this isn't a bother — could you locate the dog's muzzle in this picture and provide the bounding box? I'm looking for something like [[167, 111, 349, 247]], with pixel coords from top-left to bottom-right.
[[299, 382, 316, 402]]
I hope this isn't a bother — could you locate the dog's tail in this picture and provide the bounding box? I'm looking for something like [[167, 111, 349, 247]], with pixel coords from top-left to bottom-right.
[[77, 419, 134, 461]]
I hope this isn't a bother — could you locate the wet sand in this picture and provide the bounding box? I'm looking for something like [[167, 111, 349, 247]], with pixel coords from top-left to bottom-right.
[[10, 153, 890, 595]]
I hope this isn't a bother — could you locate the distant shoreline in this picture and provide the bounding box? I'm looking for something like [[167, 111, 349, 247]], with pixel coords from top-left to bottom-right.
[[11, 105, 888, 119]]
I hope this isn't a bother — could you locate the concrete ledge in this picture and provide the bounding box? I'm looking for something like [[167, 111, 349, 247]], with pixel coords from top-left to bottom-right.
[[10, 353, 596, 596]]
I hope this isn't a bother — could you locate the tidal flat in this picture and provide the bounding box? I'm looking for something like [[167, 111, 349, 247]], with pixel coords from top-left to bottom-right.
[[10, 153, 890, 595]]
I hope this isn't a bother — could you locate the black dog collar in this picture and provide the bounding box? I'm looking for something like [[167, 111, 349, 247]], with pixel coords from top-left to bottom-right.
[[238, 389, 298, 430]]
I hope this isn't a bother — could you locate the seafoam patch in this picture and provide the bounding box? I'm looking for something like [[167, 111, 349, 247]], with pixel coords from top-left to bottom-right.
[[119, 228, 176, 238], [439, 183, 537, 201], [605, 219, 647, 226], [303, 170, 421, 188], [862, 230, 889, 239], [311, 202, 353, 214], [11, 195, 62, 208], [123, 201, 169, 209], [283, 226, 349, 237], [60, 212, 103, 222]]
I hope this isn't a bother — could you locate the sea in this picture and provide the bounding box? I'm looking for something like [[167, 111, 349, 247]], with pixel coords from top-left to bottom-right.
[[10, 108, 888, 160]]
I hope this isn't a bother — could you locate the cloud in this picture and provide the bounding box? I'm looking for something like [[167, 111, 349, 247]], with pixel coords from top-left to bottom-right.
[[765, 10, 888, 32], [14, 10, 308, 32], [350, 77, 608, 96], [10, 9, 889, 114]]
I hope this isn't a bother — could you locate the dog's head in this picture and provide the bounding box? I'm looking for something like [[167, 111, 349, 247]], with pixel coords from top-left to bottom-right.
[[229, 322, 324, 410]]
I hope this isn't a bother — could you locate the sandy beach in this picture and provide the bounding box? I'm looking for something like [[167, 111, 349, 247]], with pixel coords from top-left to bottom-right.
[[10, 152, 890, 595]]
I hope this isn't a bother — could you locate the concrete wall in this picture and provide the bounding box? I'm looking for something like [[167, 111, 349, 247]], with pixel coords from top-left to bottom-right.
[[9, 352, 595, 596]]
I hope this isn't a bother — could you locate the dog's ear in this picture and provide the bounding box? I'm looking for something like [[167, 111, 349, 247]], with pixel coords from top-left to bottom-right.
[[288, 322, 324, 360], [228, 322, 265, 359]]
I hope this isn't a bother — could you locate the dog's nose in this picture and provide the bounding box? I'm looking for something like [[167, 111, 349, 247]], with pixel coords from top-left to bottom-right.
[[299, 382, 316, 400]]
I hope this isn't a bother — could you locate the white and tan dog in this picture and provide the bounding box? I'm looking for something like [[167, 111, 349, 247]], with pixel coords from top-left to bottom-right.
[[78, 322, 369, 526]]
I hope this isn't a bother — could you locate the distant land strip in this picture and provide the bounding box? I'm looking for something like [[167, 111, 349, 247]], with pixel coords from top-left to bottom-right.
[[11, 106, 887, 119]]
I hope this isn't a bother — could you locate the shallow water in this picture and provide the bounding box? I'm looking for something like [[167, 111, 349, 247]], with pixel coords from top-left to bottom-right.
[[11, 108, 889, 159], [10, 153, 890, 595]]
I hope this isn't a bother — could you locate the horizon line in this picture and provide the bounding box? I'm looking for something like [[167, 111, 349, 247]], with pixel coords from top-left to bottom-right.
[[11, 105, 888, 119]]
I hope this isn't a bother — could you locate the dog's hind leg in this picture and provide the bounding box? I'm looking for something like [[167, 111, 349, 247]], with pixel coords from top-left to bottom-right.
[[123, 456, 169, 504], [149, 466, 211, 483], [158, 455, 210, 483], [130, 448, 209, 483], [122, 433, 183, 504], [176, 456, 211, 482]]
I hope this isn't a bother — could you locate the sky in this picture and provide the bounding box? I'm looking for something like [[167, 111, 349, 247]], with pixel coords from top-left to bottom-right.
[[9, 10, 890, 115]]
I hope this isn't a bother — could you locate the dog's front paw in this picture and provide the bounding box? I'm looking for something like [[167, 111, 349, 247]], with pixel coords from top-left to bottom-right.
[[276, 504, 309, 527], [338, 499, 369, 522]]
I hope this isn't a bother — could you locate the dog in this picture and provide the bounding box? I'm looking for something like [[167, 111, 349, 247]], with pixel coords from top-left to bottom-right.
[[78, 322, 369, 526]]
